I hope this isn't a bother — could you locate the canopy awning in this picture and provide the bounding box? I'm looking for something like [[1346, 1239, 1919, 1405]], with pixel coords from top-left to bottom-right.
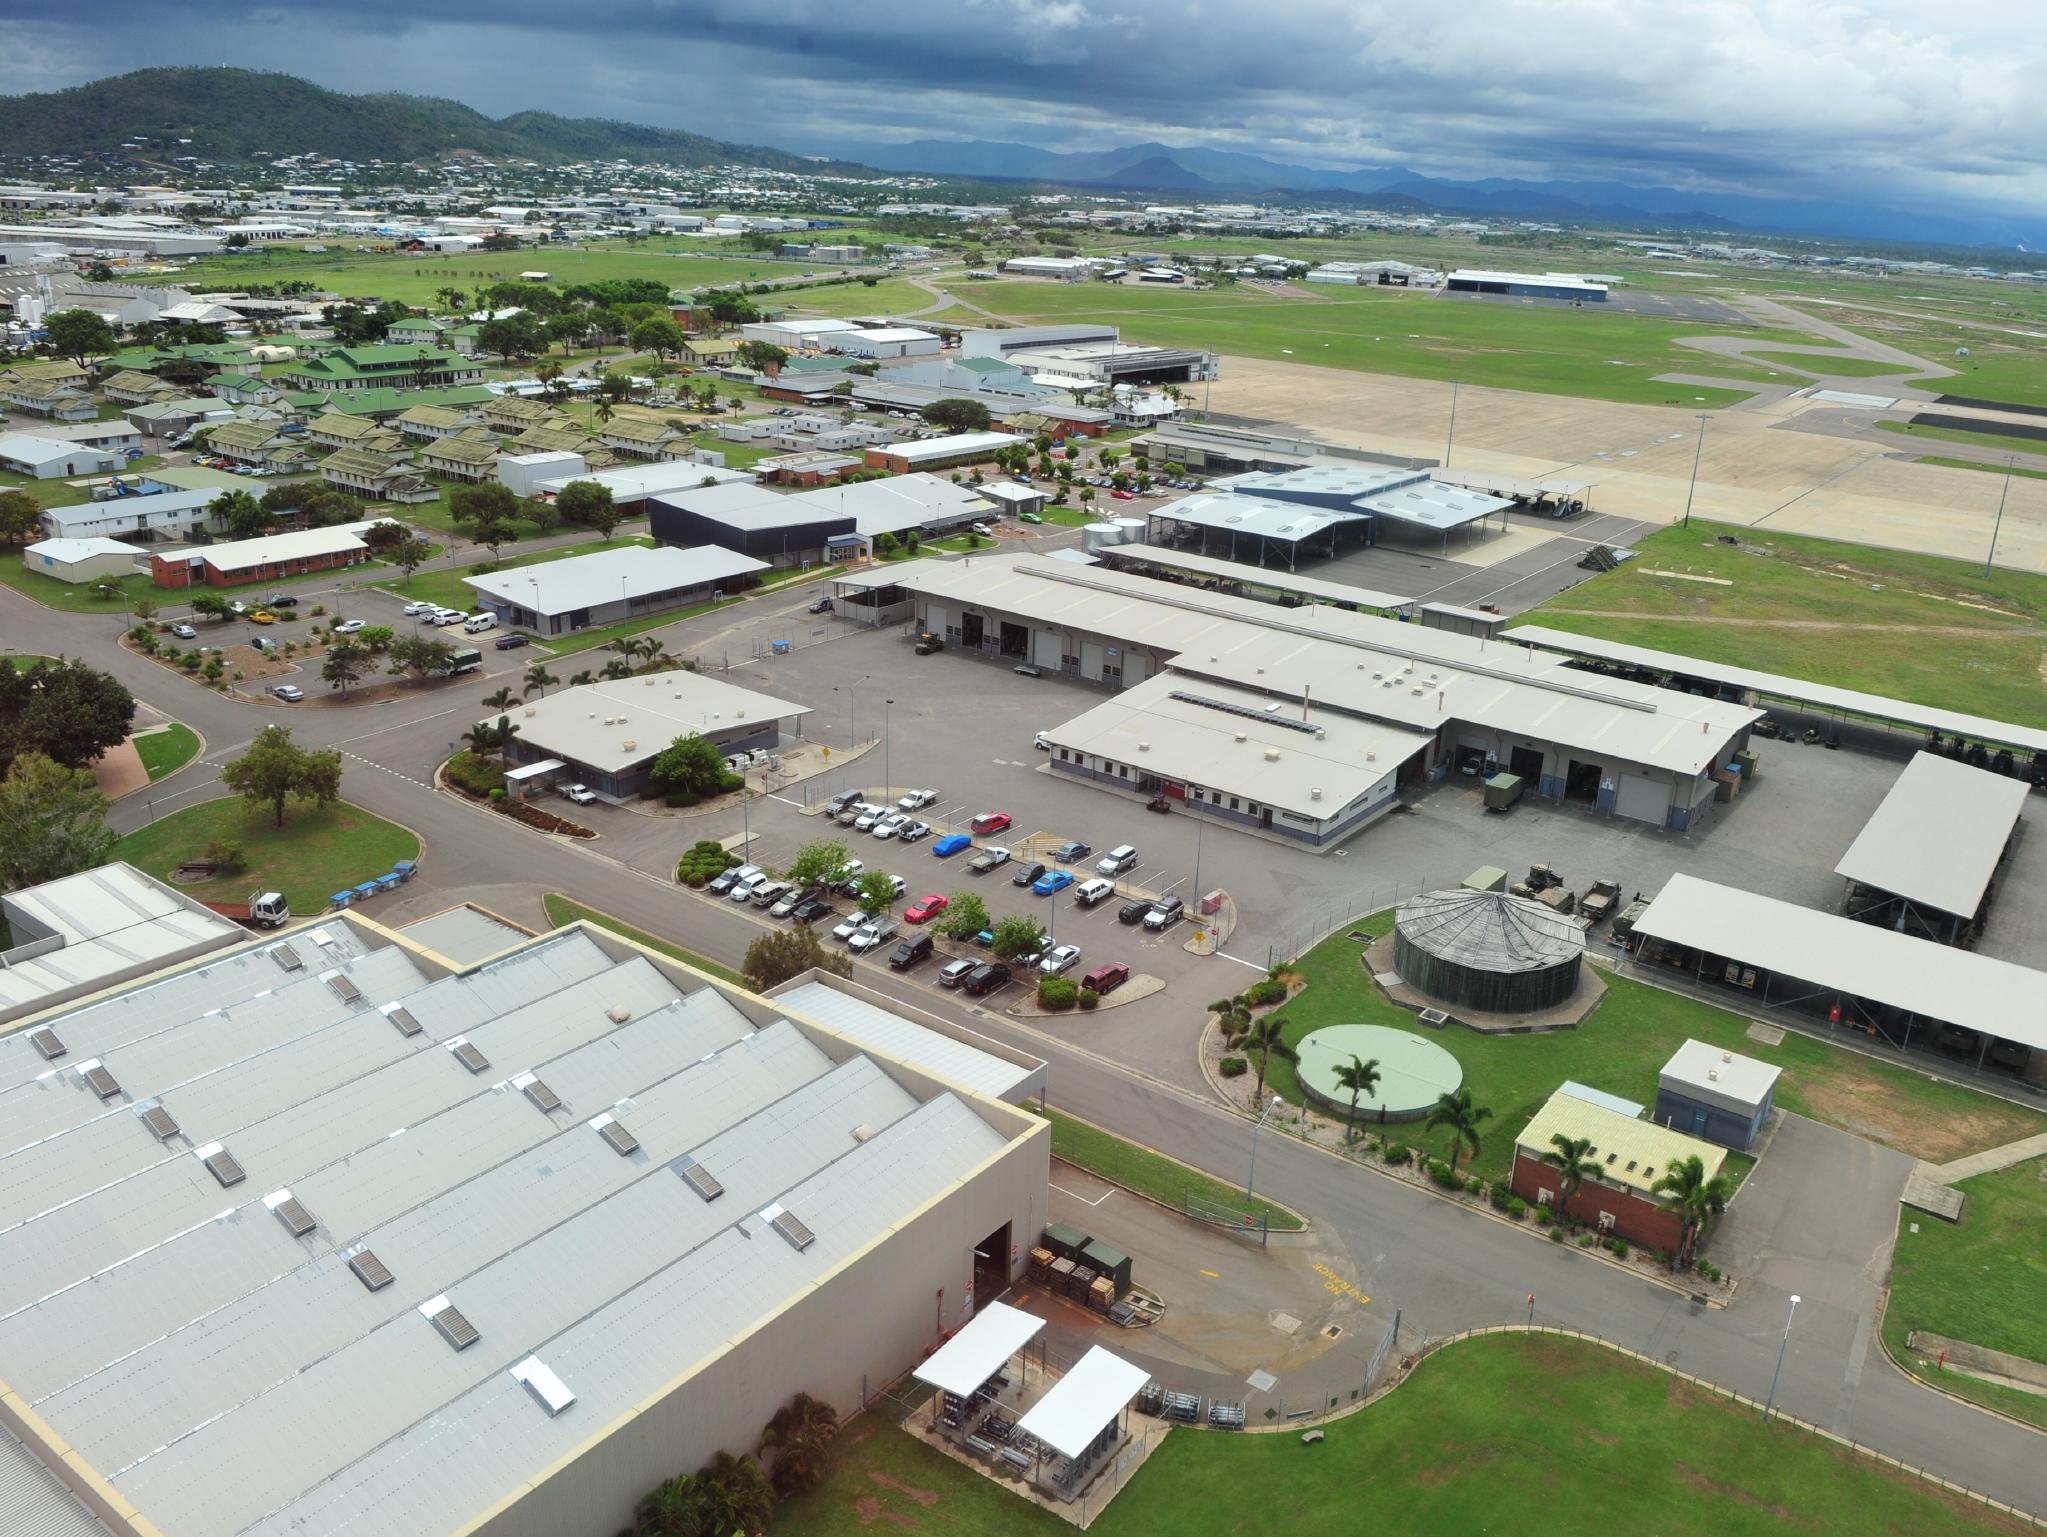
[[504, 758, 567, 782], [1014, 1346, 1150, 1459], [911, 1301, 1045, 1398]]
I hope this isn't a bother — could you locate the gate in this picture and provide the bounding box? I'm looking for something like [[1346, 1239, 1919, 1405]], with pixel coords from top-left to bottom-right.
[[1182, 1195, 1269, 1247]]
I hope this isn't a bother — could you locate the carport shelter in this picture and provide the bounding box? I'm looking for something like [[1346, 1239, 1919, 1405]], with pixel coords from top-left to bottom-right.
[[1833, 751, 2025, 944], [1013, 1345, 1151, 1500], [912, 1300, 1045, 1434], [1633, 873, 2045, 1085]]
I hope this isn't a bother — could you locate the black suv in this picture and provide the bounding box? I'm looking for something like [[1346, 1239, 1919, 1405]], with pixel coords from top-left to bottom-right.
[[889, 932, 935, 970], [1012, 860, 1048, 888], [963, 961, 1011, 997], [1118, 897, 1152, 925], [265, 593, 299, 609]]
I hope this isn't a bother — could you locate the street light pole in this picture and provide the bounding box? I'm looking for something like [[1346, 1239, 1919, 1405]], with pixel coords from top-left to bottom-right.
[[1985, 454, 2015, 576], [1246, 1094, 1283, 1200], [1443, 380, 1460, 469], [883, 697, 893, 797], [1763, 1293, 1801, 1421], [1682, 413, 1708, 529]]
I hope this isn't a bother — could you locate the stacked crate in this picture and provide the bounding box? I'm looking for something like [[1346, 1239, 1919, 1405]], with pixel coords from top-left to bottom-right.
[[1068, 1263, 1096, 1302], [1048, 1255, 1076, 1294], [1027, 1246, 1055, 1285], [1088, 1276, 1116, 1314]]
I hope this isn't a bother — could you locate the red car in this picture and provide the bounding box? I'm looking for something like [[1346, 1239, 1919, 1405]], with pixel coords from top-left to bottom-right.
[[969, 811, 1013, 835], [904, 893, 950, 924], [1111, 488, 1135, 500], [1082, 961, 1131, 994]]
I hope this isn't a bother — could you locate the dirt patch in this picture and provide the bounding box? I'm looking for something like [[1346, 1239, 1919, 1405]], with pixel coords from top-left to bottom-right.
[[1795, 1072, 2030, 1164], [1673, 1461, 1796, 1520], [866, 1472, 938, 1508]]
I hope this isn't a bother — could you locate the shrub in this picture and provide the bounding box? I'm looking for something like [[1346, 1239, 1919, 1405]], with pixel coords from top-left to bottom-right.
[[1037, 976, 1078, 1011], [1465, 1175, 1483, 1196], [1241, 978, 1288, 1007], [207, 838, 247, 874], [127, 624, 153, 645], [1428, 1161, 1462, 1190], [1507, 1197, 1527, 1220], [1488, 1185, 1512, 1212], [311, 604, 326, 617], [1534, 1205, 1555, 1227], [1606, 1237, 1630, 1259], [1207, 997, 1236, 1014], [488, 787, 506, 802], [1550, 1226, 1568, 1243], [180, 651, 201, 671], [1218, 1055, 1248, 1078], [1382, 1142, 1411, 1166], [1578, 1233, 1597, 1249], [665, 790, 701, 807], [444, 750, 504, 798], [1077, 988, 1099, 1011]]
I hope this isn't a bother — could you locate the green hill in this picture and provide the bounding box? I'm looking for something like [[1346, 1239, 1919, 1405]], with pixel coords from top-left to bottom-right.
[[0, 67, 862, 173]]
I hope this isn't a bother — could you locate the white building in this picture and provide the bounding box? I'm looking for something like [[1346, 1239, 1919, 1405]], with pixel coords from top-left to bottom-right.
[[0, 433, 123, 479], [825, 326, 942, 360], [465, 542, 768, 637], [39, 487, 223, 543], [740, 317, 865, 352], [21, 536, 146, 583]]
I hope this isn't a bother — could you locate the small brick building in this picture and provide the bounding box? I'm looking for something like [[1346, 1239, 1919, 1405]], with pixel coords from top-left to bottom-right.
[[1509, 1087, 1726, 1255]]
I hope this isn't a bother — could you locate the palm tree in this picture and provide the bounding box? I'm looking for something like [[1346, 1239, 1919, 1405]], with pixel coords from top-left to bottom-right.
[[522, 663, 558, 698], [480, 685, 515, 713], [759, 1391, 840, 1495], [1424, 1087, 1492, 1177], [1242, 1016, 1297, 1101], [633, 1474, 705, 1537], [692, 1450, 773, 1536], [1651, 1153, 1734, 1267], [601, 657, 633, 680], [1332, 1055, 1381, 1142], [460, 715, 519, 761], [1540, 1133, 1600, 1213], [594, 398, 615, 426], [568, 669, 595, 687]]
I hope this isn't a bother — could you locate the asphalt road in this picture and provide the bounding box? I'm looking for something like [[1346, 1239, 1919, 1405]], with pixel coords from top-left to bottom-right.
[[13, 538, 2047, 1518]]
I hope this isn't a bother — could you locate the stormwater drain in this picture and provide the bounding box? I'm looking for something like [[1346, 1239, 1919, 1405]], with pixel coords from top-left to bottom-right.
[[1322, 1325, 1344, 1342]]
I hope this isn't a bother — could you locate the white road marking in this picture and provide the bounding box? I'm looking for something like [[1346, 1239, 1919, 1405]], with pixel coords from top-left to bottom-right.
[[1050, 1182, 1114, 1208], [1213, 950, 1268, 971]]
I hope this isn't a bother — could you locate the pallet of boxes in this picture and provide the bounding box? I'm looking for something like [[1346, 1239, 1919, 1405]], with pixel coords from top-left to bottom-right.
[[1032, 1222, 1132, 1316]]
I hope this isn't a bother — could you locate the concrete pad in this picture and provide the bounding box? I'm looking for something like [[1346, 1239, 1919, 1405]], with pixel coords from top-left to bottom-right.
[[1901, 1166, 1967, 1223], [91, 737, 150, 802]]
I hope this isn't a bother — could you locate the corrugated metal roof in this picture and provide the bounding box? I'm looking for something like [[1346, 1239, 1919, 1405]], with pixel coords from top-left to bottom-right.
[[1516, 1088, 1724, 1197], [464, 543, 767, 615], [0, 1429, 110, 1537], [1834, 751, 2028, 919], [775, 980, 1043, 1100], [398, 905, 532, 966]]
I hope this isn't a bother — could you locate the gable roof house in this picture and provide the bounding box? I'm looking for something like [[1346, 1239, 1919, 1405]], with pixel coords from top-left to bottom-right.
[[480, 394, 564, 433], [0, 357, 93, 387], [204, 418, 309, 468], [305, 410, 410, 452], [418, 428, 504, 483], [395, 403, 482, 441], [385, 317, 447, 346], [319, 444, 437, 503], [508, 420, 615, 466], [599, 414, 691, 461], [0, 374, 97, 421], [205, 371, 286, 406], [99, 368, 183, 406], [280, 345, 485, 394]]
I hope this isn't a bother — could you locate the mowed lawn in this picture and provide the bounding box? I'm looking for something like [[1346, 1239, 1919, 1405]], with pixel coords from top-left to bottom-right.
[[1510, 518, 2047, 726], [1882, 1156, 2047, 1430], [1260, 919, 2043, 1186], [133, 723, 202, 781], [1030, 1103, 1304, 1231], [771, 1336, 2033, 1537], [959, 279, 1781, 406], [116, 797, 420, 914]]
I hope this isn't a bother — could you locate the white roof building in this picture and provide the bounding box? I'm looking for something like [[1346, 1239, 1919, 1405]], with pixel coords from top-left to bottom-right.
[[1834, 751, 2027, 922], [532, 461, 755, 506], [464, 544, 767, 621], [0, 433, 123, 479], [1659, 1038, 1782, 1116], [502, 674, 811, 778]]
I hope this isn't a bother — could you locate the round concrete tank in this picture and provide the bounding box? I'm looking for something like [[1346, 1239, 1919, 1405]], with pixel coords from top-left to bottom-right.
[[1393, 888, 1583, 1014]]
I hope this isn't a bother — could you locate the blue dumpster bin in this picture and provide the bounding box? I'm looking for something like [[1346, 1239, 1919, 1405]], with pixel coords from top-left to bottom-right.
[[375, 873, 402, 893], [392, 860, 417, 883], [771, 639, 790, 655], [354, 881, 380, 902], [331, 890, 354, 908]]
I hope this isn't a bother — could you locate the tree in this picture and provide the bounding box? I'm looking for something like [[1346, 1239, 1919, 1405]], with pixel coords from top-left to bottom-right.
[[386, 632, 455, 682], [632, 1474, 704, 1537], [0, 488, 41, 546], [787, 836, 853, 890], [44, 308, 115, 366], [481, 686, 517, 713], [559, 483, 618, 546], [476, 314, 545, 363], [1651, 1153, 1735, 1267], [706, 293, 761, 326], [568, 670, 595, 687], [630, 316, 686, 360], [218, 725, 342, 827], [0, 657, 136, 775], [602, 657, 633, 680], [597, 370, 633, 402], [1541, 1133, 1600, 1212], [545, 314, 590, 354], [389, 534, 433, 585], [1333, 1054, 1381, 1142], [735, 339, 788, 373], [0, 753, 117, 890], [1242, 1015, 1297, 1100], [649, 732, 730, 797], [935, 890, 991, 940], [189, 591, 231, 624], [461, 714, 519, 759], [1424, 1087, 1492, 1177], [449, 482, 521, 562], [742, 925, 851, 991], [210, 488, 269, 538], [523, 495, 562, 535], [759, 1392, 840, 1496], [522, 663, 558, 698], [925, 397, 992, 433], [356, 625, 394, 655], [692, 1450, 774, 1537], [990, 913, 1045, 962], [320, 640, 372, 697], [853, 869, 897, 916]]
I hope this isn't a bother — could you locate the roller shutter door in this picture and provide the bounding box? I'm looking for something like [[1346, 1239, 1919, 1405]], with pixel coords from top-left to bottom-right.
[[1124, 652, 1150, 684], [1615, 772, 1671, 826], [1033, 629, 1064, 667], [1080, 641, 1106, 680]]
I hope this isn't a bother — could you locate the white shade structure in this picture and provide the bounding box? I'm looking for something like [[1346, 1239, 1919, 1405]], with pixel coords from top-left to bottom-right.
[[1014, 1345, 1150, 1459], [911, 1301, 1045, 1397]]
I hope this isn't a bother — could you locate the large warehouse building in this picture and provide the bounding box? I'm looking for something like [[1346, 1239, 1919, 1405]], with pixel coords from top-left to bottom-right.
[[649, 472, 987, 566], [0, 914, 1048, 1537], [831, 554, 1758, 844], [1147, 464, 1513, 560], [464, 543, 767, 635], [1445, 269, 1608, 302]]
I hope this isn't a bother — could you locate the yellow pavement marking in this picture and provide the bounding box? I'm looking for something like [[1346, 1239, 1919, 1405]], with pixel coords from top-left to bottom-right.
[[1199, 1269, 1220, 1279]]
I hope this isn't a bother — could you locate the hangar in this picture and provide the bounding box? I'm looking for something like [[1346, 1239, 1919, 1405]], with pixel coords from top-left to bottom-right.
[[1445, 269, 1608, 302], [650, 472, 986, 566], [1148, 465, 1513, 561]]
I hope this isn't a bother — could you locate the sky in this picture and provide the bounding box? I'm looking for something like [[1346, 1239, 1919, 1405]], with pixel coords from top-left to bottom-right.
[[7, 0, 2045, 225]]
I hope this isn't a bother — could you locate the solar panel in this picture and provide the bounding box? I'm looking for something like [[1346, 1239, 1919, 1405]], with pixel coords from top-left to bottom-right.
[[273, 1197, 316, 1237], [27, 1027, 66, 1060], [327, 973, 364, 1004], [386, 1005, 423, 1038], [140, 1105, 181, 1140], [83, 1065, 122, 1100], [271, 943, 303, 972], [348, 1250, 394, 1292], [770, 1210, 816, 1252], [451, 1040, 490, 1074], [522, 1078, 563, 1113], [599, 1120, 640, 1156], [204, 1149, 246, 1187], [673, 1156, 725, 1202], [431, 1303, 479, 1351]]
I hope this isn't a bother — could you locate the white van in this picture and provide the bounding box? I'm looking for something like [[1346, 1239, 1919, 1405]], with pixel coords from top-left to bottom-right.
[[463, 613, 494, 634], [1095, 845, 1139, 877]]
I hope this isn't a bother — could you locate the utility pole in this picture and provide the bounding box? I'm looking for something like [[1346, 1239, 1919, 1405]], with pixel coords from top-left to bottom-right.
[[1763, 1293, 1801, 1421], [1682, 413, 1708, 528], [1443, 380, 1460, 469], [883, 697, 893, 796], [1985, 454, 2015, 576]]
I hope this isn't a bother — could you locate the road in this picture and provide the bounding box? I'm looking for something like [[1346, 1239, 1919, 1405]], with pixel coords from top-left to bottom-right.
[[11, 534, 2047, 1519]]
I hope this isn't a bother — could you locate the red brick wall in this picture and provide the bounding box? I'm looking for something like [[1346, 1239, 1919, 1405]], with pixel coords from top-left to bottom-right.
[[150, 554, 196, 589], [1510, 1149, 1685, 1253], [199, 549, 364, 589]]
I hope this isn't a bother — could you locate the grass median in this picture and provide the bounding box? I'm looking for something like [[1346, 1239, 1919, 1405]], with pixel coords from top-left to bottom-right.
[[133, 722, 202, 781], [541, 894, 747, 988], [116, 797, 420, 914], [1025, 1100, 1304, 1232], [772, 1333, 2028, 1537]]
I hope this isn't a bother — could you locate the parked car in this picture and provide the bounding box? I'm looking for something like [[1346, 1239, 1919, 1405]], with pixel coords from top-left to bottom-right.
[[265, 593, 299, 609], [897, 788, 938, 811], [904, 893, 949, 924], [708, 863, 760, 896], [889, 932, 935, 970], [333, 619, 364, 634], [1082, 961, 1131, 995], [969, 811, 1013, 834], [1111, 489, 1135, 501], [963, 962, 1011, 998], [1012, 860, 1048, 888], [1019, 511, 1045, 525], [843, 801, 885, 827], [791, 897, 834, 925], [1051, 839, 1091, 863], [938, 957, 978, 989], [808, 596, 834, 614], [831, 911, 867, 942], [249, 610, 276, 625], [871, 812, 909, 840], [847, 918, 898, 954], [770, 886, 813, 919], [1034, 731, 1052, 751], [968, 846, 1011, 874], [228, 600, 247, 615], [1074, 877, 1116, 907], [1033, 869, 1075, 896], [1039, 943, 1082, 975], [268, 683, 304, 702], [402, 600, 435, 617], [494, 633, 529, 650], [831, 858, 866, 892], [899, 819, 933, 843], [170, 623, 197, 639], [972, 522, 995, 537], [1096, 844, 1140, 877], [1143, 895, 1186, 931], [729, 872, 770, 903], [1117, 897, 1153, 925], [750, 880, 794, 909], [561, 783, 597, 805], [826, 790, 862, 816], [932, 834, 973, 857]]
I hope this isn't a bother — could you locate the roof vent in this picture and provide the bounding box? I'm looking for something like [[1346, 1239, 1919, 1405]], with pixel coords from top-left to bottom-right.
[[762, 1203, 815, 1252], [511, 1355, 577, 1417], [673, 1154, 725, 1200], [28, 1027, 67, 1061], [422, 1296, 479, 1351], [326, 972, 363, 1005], [516, 1073, 562, 1113], [1233, 732, 1247, 743], [348, 1248, 394, 1292], [140, 1104, 181, 1141], [593, 1114, 640, 1156], [1137, 741, 1149, 752], [1707, 1068, 1718, 1081], [852, 1123, 874, 1144], [1310, 787, 1323, 800], [200, 1144, 246, 1187], [82, 1062, 122, 1100], [1721, 1051, 1732, 1063], [447, 1037, 490, 1074], [1263, 747, 1280, 762], [265, 1189, 317, 1237], [271, 943, 303, 972], [606, 1004, 632, 1024], [385, 1004, 424, 1038], [621, 739, 637, 751]]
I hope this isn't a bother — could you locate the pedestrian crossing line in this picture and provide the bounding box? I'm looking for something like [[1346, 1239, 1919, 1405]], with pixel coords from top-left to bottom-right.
[[342, 751, 435, 792]]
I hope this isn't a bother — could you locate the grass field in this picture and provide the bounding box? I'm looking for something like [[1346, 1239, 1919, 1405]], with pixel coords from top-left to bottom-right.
[[116, 797, 420, 914], [6, 654, 51, 671], [1745, 350, 1923, 377], [1776, 301, 2047, 408], [1882, 1156, 2047, 1429], [540, 893, 747, 987], [774, 278, 946, 318], [0, 467, 96, 507], [0, 557, 161, 613], [1876, 418, 2047, 457], [1027, 1102, 1305, 1231], [948, 279, 1783, 407], [1919, 455, 2047, 482], [1261, 919, 2042, 1186], [368, 534, 653, 612], [771, 1334, 2032, 1537], [1509, 518, 2047, 727], [133, 723, 202, 781]]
